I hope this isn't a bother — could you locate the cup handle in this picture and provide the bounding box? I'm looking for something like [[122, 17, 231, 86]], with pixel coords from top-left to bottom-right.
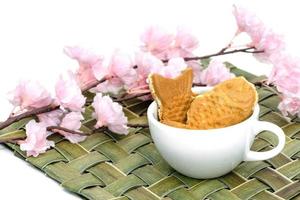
[[244, 121, 286, 161]]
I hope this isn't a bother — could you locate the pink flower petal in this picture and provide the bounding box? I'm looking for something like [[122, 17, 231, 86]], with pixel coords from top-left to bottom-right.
[[64, 46, 100, 65], [55, 72, 86, 112], [135, 52, 164, 78], [92, 93, 128, 135], [269, 54, 300, 98], [60, 131, 87, 143], [48, 112, 87, 143], [254, 30, 285, 62], [232, 5, 285, 62], [8, 80, 52, 111], [278, 96, 300, 117], [187, 60, 203, 84], [91, 78, 123, 95], [19, 120, 54, 157], [200, 59, 235, 86], [171, 27, 199, 58], [233, 5, 264, 36], [140, 26, 174, 60], [108, 50, 137, 86], [158, 57, 187, 78], [38, 110, 64, 127], [129, 52, 164, 93], [64, 46, 107, 88], [60, 112, 83, 131]]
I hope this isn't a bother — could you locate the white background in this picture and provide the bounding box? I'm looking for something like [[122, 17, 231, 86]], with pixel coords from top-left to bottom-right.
[[0, 0, 299, 199]]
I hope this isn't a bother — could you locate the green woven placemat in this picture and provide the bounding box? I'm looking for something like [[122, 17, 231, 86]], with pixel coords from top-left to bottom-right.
[[2, 65, 300, 200]]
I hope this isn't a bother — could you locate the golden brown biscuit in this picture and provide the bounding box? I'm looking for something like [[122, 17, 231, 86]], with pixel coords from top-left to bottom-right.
[[186, 77, 258, 129], [161, 119, 189, 129], [148, 68, 194, 123]]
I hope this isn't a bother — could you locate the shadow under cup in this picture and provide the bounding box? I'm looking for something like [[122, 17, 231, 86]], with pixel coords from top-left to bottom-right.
[[147, 87, 286, 179]]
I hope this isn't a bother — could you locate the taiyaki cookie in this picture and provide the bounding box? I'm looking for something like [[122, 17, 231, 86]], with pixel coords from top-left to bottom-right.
[[148, 68, 194, 124], [187, 77, 258, 129]]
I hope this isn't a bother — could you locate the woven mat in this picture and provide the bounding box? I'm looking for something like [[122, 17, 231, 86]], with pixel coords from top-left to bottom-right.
[[2, 65, 300, 200]]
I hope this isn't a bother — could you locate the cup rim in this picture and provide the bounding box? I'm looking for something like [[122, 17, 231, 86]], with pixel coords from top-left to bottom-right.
[[147, 86, 259, 134]]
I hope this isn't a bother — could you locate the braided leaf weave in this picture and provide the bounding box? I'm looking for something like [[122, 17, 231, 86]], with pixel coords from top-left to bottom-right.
[[1, 64, 300, 200]]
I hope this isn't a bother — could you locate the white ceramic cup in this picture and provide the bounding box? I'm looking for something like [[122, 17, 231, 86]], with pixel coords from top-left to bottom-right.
[[147, 87, 286, 179]]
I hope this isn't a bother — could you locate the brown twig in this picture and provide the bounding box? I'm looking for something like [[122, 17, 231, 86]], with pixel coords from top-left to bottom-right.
[[262, 84, 281, 96], [0, 104, 59, 130], [0, 139, 20, 144], [0, 126, 88, 143], [183, 47, 264, 61], [253, 79, 275, 87], [114, 93, 151, 102], [8, 140, 19, 144], [192, 83, 207, 87], [254, 80, 280, 96], [47, 126, 88, 136], [159, 47, 263, 63], [82, 78, 107, 91], [127, 123, 149, 128], [253, 79, 267, 86], [92, 126, 108, 133]]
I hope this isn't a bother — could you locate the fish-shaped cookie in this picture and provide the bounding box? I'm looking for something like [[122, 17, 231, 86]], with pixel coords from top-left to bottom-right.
[[148, 68, 194, 123], [187, 77, 258, 129]]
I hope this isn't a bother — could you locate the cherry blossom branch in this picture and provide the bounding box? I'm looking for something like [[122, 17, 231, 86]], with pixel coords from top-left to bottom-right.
[[114, 93, 150, 102], [82, 78, 107, 91], [0, 46, 263, 131], [92, 123, 150, 132], [0, 104, 60, 130], [0, 135, 24, 143], [0, 126, 88, 144], [0, 78, 108, 131], [253, 79, 269, 86], [254, 80, 280, 96], [47, 126, 88, 136], [118, 83, 208, 102], [264, 85, 280, 95], [127, 123, 149, 128], [0, 139, 18, 144], [183, 47, 264, 61], [217, 31, 240, 54]]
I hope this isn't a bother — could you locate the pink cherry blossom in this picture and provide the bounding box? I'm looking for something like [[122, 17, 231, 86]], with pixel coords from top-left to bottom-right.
[[129, 52, 164, 90], [200, 59, 235, 86], [278, 96, 300, 117], [253, 30, 285, 62], [8, 80, 52, 111], [38, 110, 64, 127], [124, 52, 164, 101], [91, 78, 124, 95], [59, 112, 86, 143], [232, 5, 285, 62], [64, 46, 107, 89], [168, 27, 199, 58], [60, 112, 83, 130], [140, 26, 174, 59], [55, 72, 86, 112], [135, 52, 164, 79], [107, 50, 137, 86], [19, 120, 54, 157], [232, 5, 264, 41], [158, 57, 187, 78], [92, 93, 128, 134], [267, 54, 300, 117], [268, 55, 300, 97], [187, 60, 203, 84]]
